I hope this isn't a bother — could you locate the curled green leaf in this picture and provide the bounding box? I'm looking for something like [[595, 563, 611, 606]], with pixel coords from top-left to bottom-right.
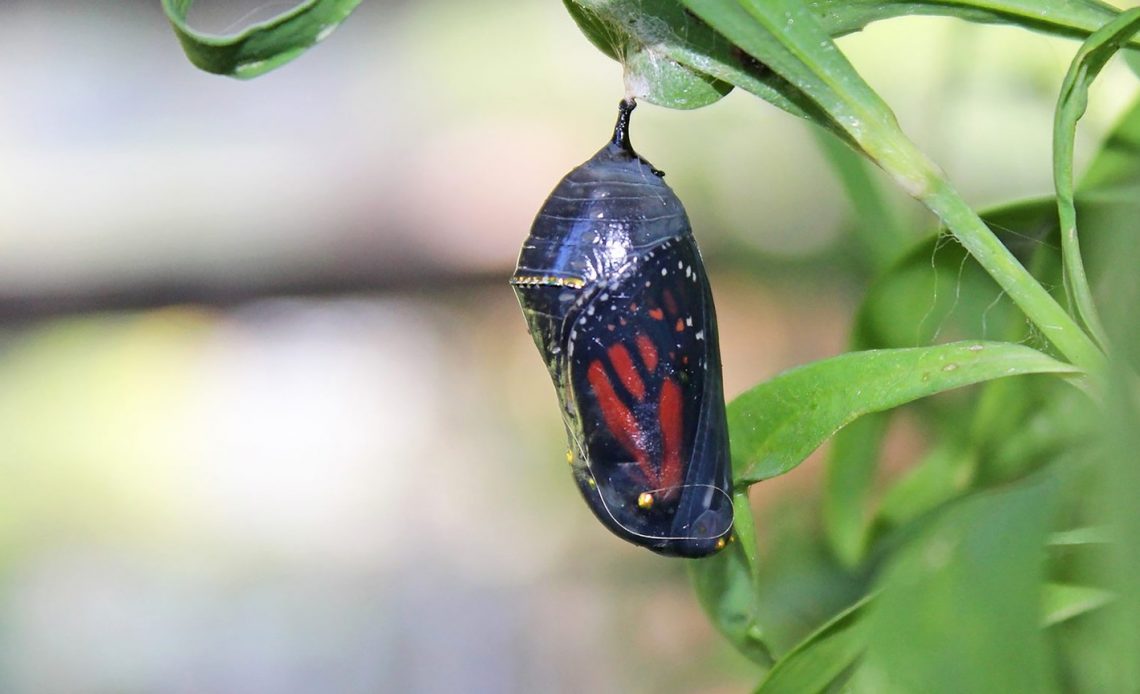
[[1053, 8, 1140, 349], [162, 0, 362, 79]]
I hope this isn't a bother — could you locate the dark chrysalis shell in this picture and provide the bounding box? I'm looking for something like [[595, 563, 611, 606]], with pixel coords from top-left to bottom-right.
[[510, 100, 733, 558]]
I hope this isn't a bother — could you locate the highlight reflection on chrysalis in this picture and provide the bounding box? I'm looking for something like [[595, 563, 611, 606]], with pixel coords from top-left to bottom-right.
[[510, 99, 733, 558]]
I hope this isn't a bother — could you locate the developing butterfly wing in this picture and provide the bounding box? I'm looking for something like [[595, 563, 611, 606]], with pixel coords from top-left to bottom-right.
[[565, 234, 733, 557]]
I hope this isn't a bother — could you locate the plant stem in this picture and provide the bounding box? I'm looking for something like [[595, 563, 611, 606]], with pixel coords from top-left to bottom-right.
[[849, 112, 1105, 374], [919, 174, 1105, 374]]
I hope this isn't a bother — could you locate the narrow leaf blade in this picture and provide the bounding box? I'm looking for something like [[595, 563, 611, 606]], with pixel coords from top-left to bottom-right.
[[730, 341, 1080, 486], [823, 413, 888, 568], [1043, 583, 1115, 627], [756, 595, 871, 694], [808, 0, 1138, 45]]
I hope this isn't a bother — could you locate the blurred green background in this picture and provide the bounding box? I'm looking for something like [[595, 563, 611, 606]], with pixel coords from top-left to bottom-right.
[[0, 1, 1136, 692]]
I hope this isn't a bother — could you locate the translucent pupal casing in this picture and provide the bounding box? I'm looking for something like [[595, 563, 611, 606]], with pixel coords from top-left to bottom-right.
[[510, 100, 733, 558]]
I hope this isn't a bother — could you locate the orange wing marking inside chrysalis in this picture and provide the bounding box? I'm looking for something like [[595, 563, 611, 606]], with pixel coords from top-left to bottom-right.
[[635, 334, 659, 373], [658, 378, 684, 491], [587, 360, 656, 484], [607, 344, 646, 402]]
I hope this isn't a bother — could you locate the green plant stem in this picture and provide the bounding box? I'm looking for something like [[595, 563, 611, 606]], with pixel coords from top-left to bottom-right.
[[851, 125, 1105, 375], [917, 174, 1106, 374], [730, 0, 1106, 376], [858, 129, 1105, 374]]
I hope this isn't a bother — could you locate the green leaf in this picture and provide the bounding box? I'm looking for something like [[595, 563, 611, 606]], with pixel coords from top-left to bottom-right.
[[569, 1, 1139, 118], [876, 439, 976, 529], [568, 0, 844, 126], [623, 45, 735, 109], [680, 0, 930, 183], [161, 0, 362, 78], [1098, 214, 1140, 689], [729, 341, 1080, 486], [562, 2, 732, 108], [689, 491, 775, 666], [856, 477, 1057, 693], [563, 0, 733, 109], [823, 413, 888, 568], [807, 0, 1137, 44], [1052, 9, 1140, 349], [979, 388, 1091, 483], [1042, 583, 1115, 627], [563, 0, 624, 61], [756, 595, 871, 694], [1047, 525, 1113, 546], [829, 197, 1075, 566]]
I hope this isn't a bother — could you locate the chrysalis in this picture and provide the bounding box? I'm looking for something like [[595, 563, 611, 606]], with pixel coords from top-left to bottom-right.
[[511, 100, 733, 558]]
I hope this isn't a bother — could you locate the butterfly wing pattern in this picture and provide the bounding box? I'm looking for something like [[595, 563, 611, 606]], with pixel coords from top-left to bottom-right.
[[511, 100, 733, 558]]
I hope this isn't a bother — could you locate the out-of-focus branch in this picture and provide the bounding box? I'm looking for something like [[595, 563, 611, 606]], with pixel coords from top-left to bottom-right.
[[0, 265, 508, 326]]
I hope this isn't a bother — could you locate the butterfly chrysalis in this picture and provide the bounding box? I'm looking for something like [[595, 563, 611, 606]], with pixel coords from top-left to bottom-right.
[[511, 100, 733, 558]]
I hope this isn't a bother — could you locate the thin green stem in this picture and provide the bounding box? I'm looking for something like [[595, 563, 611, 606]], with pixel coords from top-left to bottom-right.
[[843, 116, 1105, 375], [1051, 9, 1140, 351], [729, 490, 775, 664], [918, 174, 1106, 374]]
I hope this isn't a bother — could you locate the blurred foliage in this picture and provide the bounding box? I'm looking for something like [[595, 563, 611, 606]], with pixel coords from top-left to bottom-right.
[[140, 0, 1140, 690]]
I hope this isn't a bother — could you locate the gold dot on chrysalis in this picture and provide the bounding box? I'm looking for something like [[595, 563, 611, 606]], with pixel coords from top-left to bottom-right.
[[637, 492, 654, 509], [565, 450, 573, 465], [587, 477, 597, 488], [715, 537, 727, 551]]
